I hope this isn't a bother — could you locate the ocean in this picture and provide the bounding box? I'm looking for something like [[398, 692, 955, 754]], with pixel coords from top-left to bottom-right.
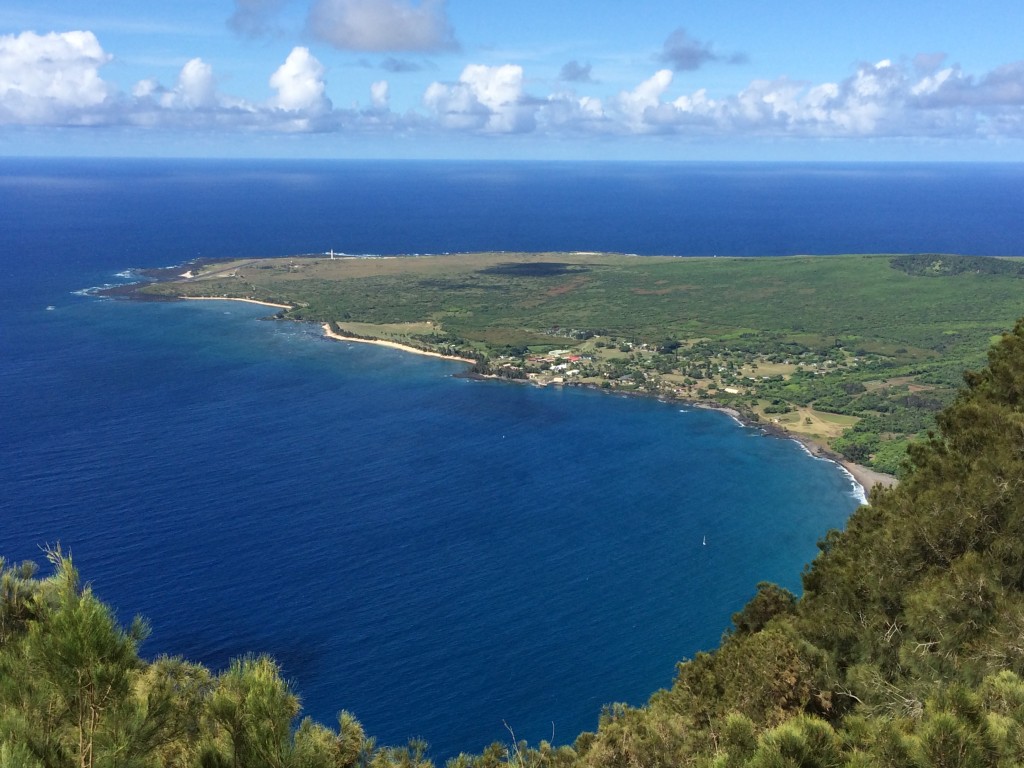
[[2, 159, 1022, 759]]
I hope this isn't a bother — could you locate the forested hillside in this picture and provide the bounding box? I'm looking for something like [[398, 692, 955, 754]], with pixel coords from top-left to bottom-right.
[[6, 319, 1024, 767]]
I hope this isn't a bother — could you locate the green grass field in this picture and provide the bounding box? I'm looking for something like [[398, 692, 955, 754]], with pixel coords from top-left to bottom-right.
[[149, 252, 1022, 356]]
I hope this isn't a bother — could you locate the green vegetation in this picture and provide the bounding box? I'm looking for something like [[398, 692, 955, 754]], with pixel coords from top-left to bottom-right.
[[140, 252, 1024, 475], [9, 319, 1024, 766]]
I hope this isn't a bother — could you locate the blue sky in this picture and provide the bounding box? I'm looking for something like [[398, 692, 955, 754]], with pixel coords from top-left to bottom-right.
[[2, 0, 1024, 159]]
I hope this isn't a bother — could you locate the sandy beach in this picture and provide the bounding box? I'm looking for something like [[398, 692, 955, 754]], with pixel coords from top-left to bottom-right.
[[181, 296, 293, 310], [837, 460, 899, 495], [784, 432, 898, 500], [691, 402, 897, 501], [321, 324, 476, 364], [179, 296, 472, 363]]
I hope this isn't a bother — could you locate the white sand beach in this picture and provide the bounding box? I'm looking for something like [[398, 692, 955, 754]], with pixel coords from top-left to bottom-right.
[[180, 296, 293, 310], [321, 324, 475, 364]]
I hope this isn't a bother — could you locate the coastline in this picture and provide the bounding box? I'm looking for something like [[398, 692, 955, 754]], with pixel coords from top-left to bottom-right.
[[179, 295, 475, 365], [836, 459, 899, 498], [757, 419, 898, 501], [321, 324, 477, 364], [687, 403, 897, 502], [170, 291, 896, 502], [180, 296, 293, 310]]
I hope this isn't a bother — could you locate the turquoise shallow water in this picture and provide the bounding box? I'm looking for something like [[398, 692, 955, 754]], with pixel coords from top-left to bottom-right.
[[6, 159, 1015, 758]]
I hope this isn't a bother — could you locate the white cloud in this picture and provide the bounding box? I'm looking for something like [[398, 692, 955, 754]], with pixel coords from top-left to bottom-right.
[[370, 80, 389, 109], [922, 61, 1024, 108], [614, 69, 673, 131], [538, 91, 610, 135], [132, 78, 159, 100], [617, 57, 1024, 139], [270, 47, 330, 112], [0, 30, 111, 124], [128, 57, 259, 129], [424, 64, 534, 133], [424, 79, 487, 130], [308, 0, 457, 52], [172, 58, 217, 109]]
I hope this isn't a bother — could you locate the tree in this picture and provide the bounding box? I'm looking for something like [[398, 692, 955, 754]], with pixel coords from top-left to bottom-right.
[[5, 549, 159, 768], [732, 583, 798, 636], [204, 655, 299, 768], [0, 557, 40, 645]]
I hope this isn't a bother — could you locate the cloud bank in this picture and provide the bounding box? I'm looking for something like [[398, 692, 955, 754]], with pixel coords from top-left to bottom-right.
[[3, 30, 1024, 144]]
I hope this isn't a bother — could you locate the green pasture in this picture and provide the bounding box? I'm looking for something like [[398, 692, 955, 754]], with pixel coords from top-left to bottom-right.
[[150, 252, 1024, 358]]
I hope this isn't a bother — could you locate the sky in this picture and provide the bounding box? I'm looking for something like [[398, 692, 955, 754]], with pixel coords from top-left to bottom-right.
[[2, 0, 1024, 160]]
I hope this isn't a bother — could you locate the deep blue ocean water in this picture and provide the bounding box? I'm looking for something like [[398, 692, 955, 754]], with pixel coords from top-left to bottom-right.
[[3, 159, 1023, 759]]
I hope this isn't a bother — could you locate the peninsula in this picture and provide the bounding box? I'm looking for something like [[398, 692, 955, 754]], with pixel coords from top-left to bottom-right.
[[134, 251, 1024, 481]]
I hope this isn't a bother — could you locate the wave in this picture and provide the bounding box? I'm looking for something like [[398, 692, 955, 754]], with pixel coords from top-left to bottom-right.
[[73, 267, 148, 297], [843, 468, 869, 505], [790, 438, 819, 460], [72, 284, 114, 297], [789, 438, 868, 504]]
